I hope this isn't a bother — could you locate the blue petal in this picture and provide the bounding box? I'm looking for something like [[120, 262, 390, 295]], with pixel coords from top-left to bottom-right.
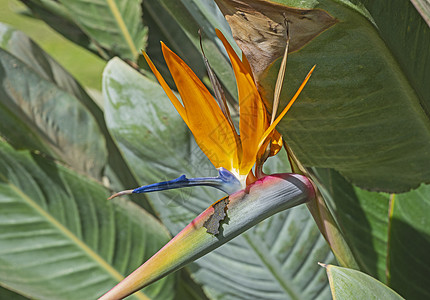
[[132, 168, 241, 195]]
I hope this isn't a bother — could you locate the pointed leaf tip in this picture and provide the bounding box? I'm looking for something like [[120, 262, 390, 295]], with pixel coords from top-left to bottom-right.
[[107, 190, 133, 200], [325, 265, 405, 299], [257, 65, 316, 152]]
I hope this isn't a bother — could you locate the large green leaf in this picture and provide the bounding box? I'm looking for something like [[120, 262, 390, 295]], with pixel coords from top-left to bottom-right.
[[215, 0, 430, 192], [356, 0, 429, 114], [323, 264, 404, 299], [0, 23, 144, 197], [57, 0, 147, 60], [173, 270, 210, 300], [0, 44, 106, 179], [0, 22, 101, 119], [0, 140, 174, 300], [0, 286, 28, 300], [390, 183, 430, 299], [103, 58, 333, 299], [314, 168, 430, 299], [313, 168, 389, 278]]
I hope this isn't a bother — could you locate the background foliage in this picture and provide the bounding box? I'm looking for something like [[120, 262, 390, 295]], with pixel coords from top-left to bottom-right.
[[0, 0, 428, 299]]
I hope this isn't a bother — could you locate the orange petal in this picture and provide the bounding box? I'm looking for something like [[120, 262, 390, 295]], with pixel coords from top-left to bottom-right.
[[269, 130, 283, 157], [241, 53, 254, 82], [257, 65, 316, 152], [216, 29, 268, 175], [254, 129, 283, 178], [161, 42, 240, 171], [142, 50, 188, 125]]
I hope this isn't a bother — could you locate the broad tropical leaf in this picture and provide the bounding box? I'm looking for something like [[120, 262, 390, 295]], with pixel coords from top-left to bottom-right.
[[390, 183, 430, 299], [323, 264, 404, 300], [57, 0, 147, 60], [0, 23, 143, 194], [103, 58, 333, 299], [215, 0, 430, 193], [0, 286, 28, 300], [313, 169, 390, 279], [0, 140, 174, 300], [0, 23, 100, 119], [173, 270, 210, 300], [314, 168, 430, 299], [0, 44, 106, 179], [358, 0, 429, 114]]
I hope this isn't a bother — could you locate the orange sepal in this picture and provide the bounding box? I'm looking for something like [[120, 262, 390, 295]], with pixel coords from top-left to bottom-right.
[[269, 130, 283, 157], [216, 29, 268, 176], [161, 42, 240, 171], [142, 50, 188, 125], [257, 65, 316, 153]]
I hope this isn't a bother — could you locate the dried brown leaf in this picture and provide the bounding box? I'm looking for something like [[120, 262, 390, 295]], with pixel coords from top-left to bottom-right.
[[215, 0, 337, 77]]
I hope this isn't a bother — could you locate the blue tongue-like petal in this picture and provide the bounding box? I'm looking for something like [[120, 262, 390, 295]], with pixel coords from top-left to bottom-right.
[[108, 168, 242, 200]]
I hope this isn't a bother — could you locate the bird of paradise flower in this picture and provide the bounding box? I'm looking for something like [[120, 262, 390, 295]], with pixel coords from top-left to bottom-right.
[[100, 29, 315, 300]]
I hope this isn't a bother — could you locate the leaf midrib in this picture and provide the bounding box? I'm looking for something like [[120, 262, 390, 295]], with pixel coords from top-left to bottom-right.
[[243, 233, 300, 300], [0, 172, 149, 300], [105, 0, 138, 58], [385, 193, 395, 285]]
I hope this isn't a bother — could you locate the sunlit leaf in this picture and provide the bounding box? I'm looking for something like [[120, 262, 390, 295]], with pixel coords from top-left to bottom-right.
[[0, 23, 100, 118], [323, 264, 404, 300], [57, 0, 147, 60], [0, 44, 106, 179], [0, 140, 174, 300], [0, 23, 141, 193]]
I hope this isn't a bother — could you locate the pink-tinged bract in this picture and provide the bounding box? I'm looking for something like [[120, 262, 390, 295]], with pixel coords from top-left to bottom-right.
[[99, 173, 314, 299]]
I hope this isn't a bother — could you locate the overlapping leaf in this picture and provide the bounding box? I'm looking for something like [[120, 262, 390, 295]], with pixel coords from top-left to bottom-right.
[[57, 0, 147, 60], [313, 169, 390, 279], [0, 39, 106, 178], [390, 183, 430, 299], [103, 58, 333, 299], [0, 286, 28, 300], [324, 265, 404, 299], [0, 23, 101, 120], [0, 140, 174, 300], [0, 23, 142, 193], [215, 0, 430, 192], [314, 168, 430, 299], [358, 0, 429, 114]]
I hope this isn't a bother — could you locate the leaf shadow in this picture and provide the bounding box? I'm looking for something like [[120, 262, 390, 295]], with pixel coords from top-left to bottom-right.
[[389, 218, 430, 299], [313, 168, 381, 279]]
